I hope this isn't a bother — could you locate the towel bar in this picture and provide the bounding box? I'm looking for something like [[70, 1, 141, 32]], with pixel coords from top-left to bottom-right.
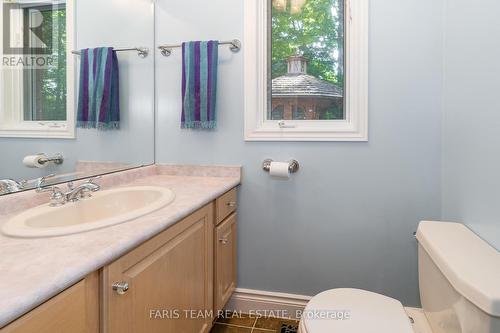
[[71, 47, 149, 58], [158, 39, 242, 57]]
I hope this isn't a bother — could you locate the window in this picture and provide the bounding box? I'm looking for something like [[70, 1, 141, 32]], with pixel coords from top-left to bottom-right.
[[0, 0, 75, 138], [244, 0, 368, 141]]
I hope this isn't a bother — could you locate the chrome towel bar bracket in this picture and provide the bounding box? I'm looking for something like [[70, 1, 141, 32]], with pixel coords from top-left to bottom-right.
[[158, 39, 242, 57], [262, 159, 300, 174]]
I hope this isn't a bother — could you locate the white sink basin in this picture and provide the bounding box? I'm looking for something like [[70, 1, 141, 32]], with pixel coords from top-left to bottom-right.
[[2, 186, 175, 238]]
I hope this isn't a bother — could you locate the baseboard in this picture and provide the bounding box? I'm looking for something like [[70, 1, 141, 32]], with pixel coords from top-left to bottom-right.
[[224, 288, 312, 320]]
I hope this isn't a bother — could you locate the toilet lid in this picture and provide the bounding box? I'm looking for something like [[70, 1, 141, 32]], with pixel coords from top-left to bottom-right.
[[301, 289, 414, 333]]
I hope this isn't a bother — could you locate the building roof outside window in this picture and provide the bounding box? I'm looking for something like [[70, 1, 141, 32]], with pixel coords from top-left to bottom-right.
[[272, 56, 343, 98]]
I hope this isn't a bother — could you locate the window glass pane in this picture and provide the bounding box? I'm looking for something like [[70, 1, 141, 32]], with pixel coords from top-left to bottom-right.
[[269, 0, 345, 121], [269, 104, 284, 120], [23, 4, 67, 121]]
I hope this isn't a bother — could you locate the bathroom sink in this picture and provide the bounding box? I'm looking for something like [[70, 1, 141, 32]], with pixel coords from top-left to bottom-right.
[[2, 186, 175, 238]]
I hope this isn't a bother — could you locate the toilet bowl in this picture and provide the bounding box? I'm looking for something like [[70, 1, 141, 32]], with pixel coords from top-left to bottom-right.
[[299, 221, 500, 333], [298, 288, 414, 333]]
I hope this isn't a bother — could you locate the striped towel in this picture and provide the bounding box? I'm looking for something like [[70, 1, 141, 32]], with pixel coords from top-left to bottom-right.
[[181, 41, 219, 129], [77, 47, 120, 130]]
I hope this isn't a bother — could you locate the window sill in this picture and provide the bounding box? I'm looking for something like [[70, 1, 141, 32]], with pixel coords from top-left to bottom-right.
[[245, 117, 368, 142], [0, 123, 75, 139], [244, 127, 368, 142]]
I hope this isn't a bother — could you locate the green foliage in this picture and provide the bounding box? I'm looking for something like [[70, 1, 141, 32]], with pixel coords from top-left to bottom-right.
[[319, 105, 343, 119], [271, 0, 344, 86], [28, 7, 66, 121], [39, 7, 67, 121]]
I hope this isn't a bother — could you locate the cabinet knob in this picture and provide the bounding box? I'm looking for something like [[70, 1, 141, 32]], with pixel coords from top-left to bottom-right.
[[226, 201, 237, 208], [112, 281, 129, 295], [219, 237, 229, 245]]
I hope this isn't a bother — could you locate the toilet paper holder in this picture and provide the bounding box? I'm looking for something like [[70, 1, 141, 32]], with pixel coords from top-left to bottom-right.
[[36, 153, 64, 166], [262, 159, 300, 173]]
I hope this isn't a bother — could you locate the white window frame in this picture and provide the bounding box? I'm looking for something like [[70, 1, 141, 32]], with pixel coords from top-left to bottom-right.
[[244, 0, 368, 142], [0, 0, 75, 139]]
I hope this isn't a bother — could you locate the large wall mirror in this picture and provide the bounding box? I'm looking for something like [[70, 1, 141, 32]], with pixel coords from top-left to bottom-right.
[[0, 0, 155, 195]]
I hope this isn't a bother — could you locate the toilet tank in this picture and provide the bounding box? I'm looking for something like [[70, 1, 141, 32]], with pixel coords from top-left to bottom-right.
[[416, 222, 500, 333]]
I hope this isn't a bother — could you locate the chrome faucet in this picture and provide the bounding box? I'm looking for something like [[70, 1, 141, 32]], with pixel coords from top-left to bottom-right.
[[37, 176, 101, 206], [65, 181, 101, 202], [0, 179, 27, 194]]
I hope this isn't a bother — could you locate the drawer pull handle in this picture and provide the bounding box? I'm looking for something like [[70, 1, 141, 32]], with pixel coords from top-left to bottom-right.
[[219, 237, 229, 245], [226, 201, 237, 208], [112, 281, 129, 295]]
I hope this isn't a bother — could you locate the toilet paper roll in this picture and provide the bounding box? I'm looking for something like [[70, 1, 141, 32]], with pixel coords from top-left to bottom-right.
[[23, 155, 47, 169], [269, 162, 290, 179]]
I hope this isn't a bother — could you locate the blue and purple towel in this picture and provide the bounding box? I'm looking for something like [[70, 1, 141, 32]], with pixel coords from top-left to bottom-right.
[[77, 47, 120, 130], [181, 41, 219, 129]]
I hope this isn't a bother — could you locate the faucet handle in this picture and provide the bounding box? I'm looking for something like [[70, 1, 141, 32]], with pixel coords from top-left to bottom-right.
[[36, 185, 66, 206], [36, 174, 56, 191], [87, 175, 102, 184], [86, 176, 102, 192], [48, 188, 66, 207], [37, 185, 58, 194]]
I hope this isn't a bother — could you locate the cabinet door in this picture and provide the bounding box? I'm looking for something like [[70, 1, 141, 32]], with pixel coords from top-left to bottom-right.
[[214, 212, 237, 313], [1, 273, 99, 333], [103, 204, 214, 333]]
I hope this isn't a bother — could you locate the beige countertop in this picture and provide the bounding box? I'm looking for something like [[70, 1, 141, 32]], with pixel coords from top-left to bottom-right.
[[0, 165, 241, 328]]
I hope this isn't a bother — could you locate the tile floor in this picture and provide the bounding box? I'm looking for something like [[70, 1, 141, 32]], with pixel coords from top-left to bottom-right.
[[210, 314, 299, 333]]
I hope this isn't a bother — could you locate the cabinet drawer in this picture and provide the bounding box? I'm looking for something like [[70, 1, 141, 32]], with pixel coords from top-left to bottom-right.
[[216, 188, 237, 224]]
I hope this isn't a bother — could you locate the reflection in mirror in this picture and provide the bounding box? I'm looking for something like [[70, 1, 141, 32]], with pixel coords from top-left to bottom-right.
[[0, 0, 74, 137], [0, 0, 155, 195]]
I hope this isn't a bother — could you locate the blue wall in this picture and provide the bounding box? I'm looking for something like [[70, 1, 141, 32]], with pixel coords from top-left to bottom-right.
[[441, 0, 500, 250], [156, 0, 443, 306]]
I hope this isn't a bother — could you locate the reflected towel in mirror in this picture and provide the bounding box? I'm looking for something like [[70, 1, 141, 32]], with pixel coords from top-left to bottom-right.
[[77, 47, 120, 130]]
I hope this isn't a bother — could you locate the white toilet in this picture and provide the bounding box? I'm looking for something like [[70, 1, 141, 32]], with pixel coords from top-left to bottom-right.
[[299, 221, 500, 333]]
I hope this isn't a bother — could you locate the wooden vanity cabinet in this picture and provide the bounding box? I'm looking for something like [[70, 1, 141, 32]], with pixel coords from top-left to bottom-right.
[[0, 273, 99, 333], [1, 188, 238, 333], [102, 203, 214, 333]]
